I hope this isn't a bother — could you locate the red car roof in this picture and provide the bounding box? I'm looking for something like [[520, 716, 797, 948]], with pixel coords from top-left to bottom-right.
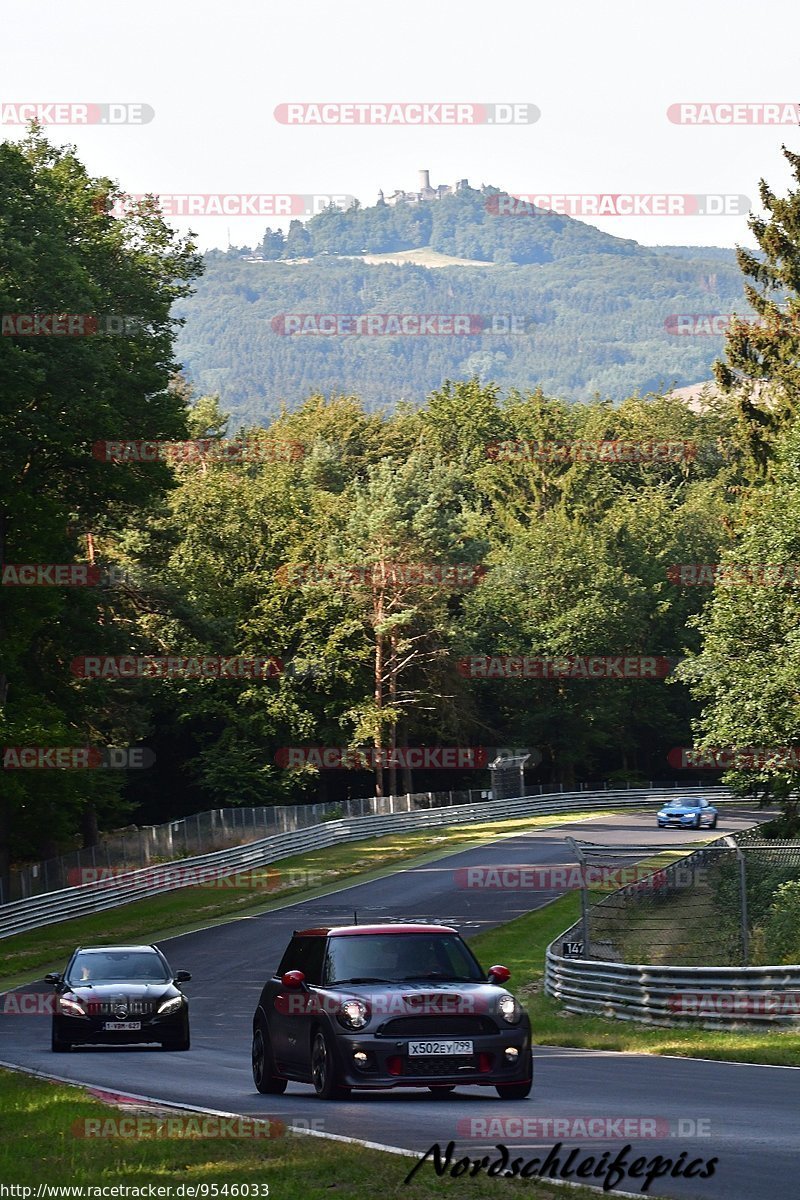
[[293, 923, 457, 937]]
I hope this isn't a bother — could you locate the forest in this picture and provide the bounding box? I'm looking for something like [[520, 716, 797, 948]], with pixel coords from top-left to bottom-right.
[[3, 133, 800, 889]]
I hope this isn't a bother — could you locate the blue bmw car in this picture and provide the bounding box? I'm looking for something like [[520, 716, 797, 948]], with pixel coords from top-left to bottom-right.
[[657, 797, 718, 829]]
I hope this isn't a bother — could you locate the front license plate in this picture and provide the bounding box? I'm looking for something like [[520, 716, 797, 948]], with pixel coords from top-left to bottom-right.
[[103, 1021, 141, 1031], [408, 1040, 473, 1056]]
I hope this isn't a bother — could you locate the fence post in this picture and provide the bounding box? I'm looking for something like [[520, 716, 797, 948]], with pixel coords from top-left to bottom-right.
[[737, 845, 749, 967], [565, 836, 589, 957]]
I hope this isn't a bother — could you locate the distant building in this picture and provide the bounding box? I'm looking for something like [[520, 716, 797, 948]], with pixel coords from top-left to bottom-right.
[[379, 170, 472, 207]]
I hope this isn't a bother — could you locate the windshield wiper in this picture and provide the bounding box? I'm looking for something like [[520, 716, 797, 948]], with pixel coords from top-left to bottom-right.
[[401, 973, 465, 981], [328, 976, 394, 985]]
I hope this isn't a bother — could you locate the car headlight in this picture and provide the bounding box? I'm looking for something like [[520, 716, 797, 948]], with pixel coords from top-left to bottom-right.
[[497, 995, 521, 1024], [157, 995, 185, 1015], [57, 994, 86, 1017], [336, 998, 369, 1029]]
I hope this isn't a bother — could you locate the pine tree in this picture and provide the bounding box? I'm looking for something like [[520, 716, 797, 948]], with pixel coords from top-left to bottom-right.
[[714, 145, 800, 470]]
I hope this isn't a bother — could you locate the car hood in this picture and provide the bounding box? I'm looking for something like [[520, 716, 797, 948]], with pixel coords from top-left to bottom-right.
[[64, 982, 178, 1001], [659, 806, 699, 815], [321, 979, 515, 1009]]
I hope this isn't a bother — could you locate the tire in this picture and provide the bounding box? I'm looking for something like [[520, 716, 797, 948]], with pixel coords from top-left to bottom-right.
[[51, 1027, 71, 1053], [694, 815, 701, 829], [252, 1024, 287, 1094], [310, 1027, 350, 1100], [496, 1078, 532, 1100], [710, 816, 718, 829], [162, 1028, 191, 1051], [428, 1085, 456, 1097], [496, 1051, 533, 1099]]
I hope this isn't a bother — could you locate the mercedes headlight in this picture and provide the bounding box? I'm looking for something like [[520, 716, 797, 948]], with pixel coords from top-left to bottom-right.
[[57, 994, 86, 1017], [157, 995, 185, 1015], [497, 995, 521, 1024], [336, 998, 369, 1029]]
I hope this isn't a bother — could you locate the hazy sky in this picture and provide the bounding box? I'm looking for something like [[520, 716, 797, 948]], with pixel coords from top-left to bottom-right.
[[2, 0, 798, 251]]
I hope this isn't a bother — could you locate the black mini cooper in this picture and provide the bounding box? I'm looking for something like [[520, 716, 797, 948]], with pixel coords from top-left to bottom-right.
[[251, 923, 532, 1100], [46, 944, 191, 1051]]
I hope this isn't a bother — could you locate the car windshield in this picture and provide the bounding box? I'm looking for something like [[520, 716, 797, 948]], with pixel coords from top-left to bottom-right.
[[323, 933, 485, 985], [67, 950, 171, 984], [666, 799, 692, 808]]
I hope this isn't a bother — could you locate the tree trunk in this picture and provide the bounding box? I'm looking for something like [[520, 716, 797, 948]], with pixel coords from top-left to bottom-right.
[[399, 726, 413, 795], [0, 513, 10, 899], [388, 632, 398, 797], [81, 803, 99, 848], [373, 580, 384, 798]]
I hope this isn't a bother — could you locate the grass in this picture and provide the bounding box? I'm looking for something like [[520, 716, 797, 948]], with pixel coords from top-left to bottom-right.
[[0, 809, 625, 992], [467, 893, 800, 1066], [0, 1067, 657, 1198]]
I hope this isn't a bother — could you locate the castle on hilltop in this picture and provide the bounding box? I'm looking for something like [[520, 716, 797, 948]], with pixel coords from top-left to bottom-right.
[[378, 170, 474, 207]]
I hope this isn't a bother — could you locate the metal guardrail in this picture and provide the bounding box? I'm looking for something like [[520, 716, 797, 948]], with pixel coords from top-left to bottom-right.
[[544, 827, 800, 1027], [0, 786, 733, 940]]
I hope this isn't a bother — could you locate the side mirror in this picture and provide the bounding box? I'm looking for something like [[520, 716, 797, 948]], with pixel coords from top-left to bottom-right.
[[488, 964, 511, 984], [174, 970, 192, 983], [281, 970, 306, 990], [44, 973, 62, 986]]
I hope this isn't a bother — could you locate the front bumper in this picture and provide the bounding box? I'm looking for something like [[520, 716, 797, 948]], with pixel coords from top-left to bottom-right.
[[330, 1027, 532, 1089], [53, 1010, 188, 1045]]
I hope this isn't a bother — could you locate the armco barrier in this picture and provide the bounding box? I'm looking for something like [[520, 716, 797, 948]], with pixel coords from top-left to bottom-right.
[[0, 786, 733, 940], [544, 829, 800, 1028]]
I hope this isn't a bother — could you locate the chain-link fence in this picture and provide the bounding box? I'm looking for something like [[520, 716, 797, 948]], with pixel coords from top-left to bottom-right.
[[567, 828, 800, 967], [4, 789, 490, 904], [5, 777, 720, 906]]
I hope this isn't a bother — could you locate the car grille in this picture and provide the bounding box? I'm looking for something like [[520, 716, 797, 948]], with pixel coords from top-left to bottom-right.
[[404, 1055, 476, 1077], [378, 1016, 495, 1037], [85, 1000, 156, 1016]]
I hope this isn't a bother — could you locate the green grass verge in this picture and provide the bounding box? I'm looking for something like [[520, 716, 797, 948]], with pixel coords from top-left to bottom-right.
[[0, 809, 625, 992], [467, 893, 800, 1067], [0, 1067, 652, 1199]]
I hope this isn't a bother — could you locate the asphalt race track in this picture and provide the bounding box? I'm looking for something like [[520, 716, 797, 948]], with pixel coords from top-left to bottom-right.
[[2, 806, 797, 1199]]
